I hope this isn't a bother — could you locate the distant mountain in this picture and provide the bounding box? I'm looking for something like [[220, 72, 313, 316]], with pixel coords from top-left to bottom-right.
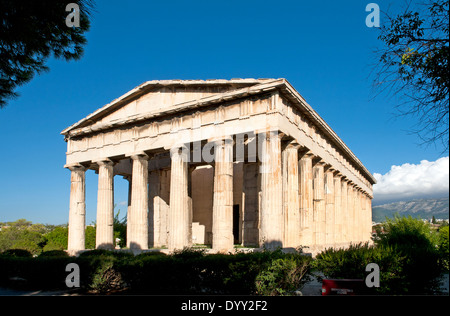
[[372, 197, 449, 223]]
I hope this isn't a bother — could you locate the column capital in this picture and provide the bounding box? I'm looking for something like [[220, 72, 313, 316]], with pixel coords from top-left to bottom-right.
[[299, 149, 315, 159], [93, 158, 115, 167], [282, 138, 301, 150], [65, 163, 86, 172], [128, 152, 150, 161], [324, 164, 335, 173], [313, 158, 326, 167]]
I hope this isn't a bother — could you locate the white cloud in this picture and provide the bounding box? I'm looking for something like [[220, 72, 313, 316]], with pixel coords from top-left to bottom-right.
[[373, 157, 449, 204]]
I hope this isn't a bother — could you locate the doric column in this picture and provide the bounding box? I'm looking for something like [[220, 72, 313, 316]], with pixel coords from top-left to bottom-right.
[[128, 153, 149, 250], [67, 164, 86, 253], [355, 188, 361, 242], [188, 166, 194, 247], [341, 179, 348, 243], [260, 131, 283, 249], [95, 159, 115, 249], [361, 193, 368, 242], [313, 161, 326, 246], [324, 167, 335, 246], [299, 151, 314, 247], [347, 184, 355, 243], [282, 140, 300, 248], [367, 196, 373, 242], [168, 145, 190, 251], [333, 174, 342, 244], [358, 190, 364, 242], [212, 137, 234, 252]]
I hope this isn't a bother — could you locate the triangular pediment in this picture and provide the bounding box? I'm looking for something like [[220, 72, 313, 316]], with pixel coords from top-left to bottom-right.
[[61, 79, 278, 136]]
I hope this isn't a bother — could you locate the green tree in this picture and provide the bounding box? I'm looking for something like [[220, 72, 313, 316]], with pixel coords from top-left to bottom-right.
[[437, 225, 449, 270], [85, 225, 96, 249], [374, 215, 442, 294], [0, 0, 94, 108], [9, 218, 32, 228], [0, 223, 46, 256], [43, 226, 68, 251], [373, 0, 449, 150]]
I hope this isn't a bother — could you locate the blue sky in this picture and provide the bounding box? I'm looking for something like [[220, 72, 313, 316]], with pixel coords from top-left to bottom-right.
[[0, 0, 448, 225]]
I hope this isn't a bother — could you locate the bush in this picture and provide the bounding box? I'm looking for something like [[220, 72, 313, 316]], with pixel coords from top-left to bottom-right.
[[375, 216, 443, 294], [38, 250, 69, 257], [314, 243, 405, 294], [88, 248, 313, 295], [375, 215, 439, 248], [437, 226, 449, 271], [43, 226, 68, 251], [1, 249, 33, 258], [0, 226, 46, 256], [315, 216, 446, 295], [255, 255, 312, 296]]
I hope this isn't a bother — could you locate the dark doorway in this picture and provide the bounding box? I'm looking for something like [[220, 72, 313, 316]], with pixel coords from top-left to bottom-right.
[[233, 204, 240, 244]]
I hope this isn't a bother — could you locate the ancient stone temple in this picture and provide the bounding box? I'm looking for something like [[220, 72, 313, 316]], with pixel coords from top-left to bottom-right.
[[61, 78, 376, 255]]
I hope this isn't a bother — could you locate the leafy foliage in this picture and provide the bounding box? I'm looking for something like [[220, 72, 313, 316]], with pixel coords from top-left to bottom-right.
[[316, 216, 447, 295], [373, 0, 449, 150], [0, 222, 46, 255], [255, 255, 312, 296], [43, 226, 68, 251], [0, 248, 313, 295], [437, 225, 449, 270], [314, 243, 405, 294], [0, 0, 94, 108]]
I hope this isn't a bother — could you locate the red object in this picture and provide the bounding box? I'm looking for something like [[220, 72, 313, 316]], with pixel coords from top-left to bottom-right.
[[321, 279, 365, 295]]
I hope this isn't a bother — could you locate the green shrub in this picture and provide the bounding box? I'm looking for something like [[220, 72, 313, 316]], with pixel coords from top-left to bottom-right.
[[1, 249, 33, 258], [43, 226, 68, 251], [255, 255, 312, 296], [0, 248, 314, 295], [85, 226, 96, 249], [437, 226, 449, 271], [375, 216, 443, 294], [375, 215, 439, 249], [314, 243, 404, 294], [38, 250, 69, 257], [315, 216, 445, 295]]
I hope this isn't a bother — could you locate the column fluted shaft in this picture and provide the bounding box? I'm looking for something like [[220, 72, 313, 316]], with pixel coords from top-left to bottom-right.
[[341, 179, 348, 243], [260, 131, 283, 249], [283, 141, 300, 247], [313, 162, 325, 246], [299, 153, 314, 246], [325, 169, 335, 245], [333, 175, 342, 244], [168, 146, 190, 250], [96, 160, 115, 249], [128, 154, 149, 250], [68, 165, 86, 253], [212, 138, 234, 252]]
